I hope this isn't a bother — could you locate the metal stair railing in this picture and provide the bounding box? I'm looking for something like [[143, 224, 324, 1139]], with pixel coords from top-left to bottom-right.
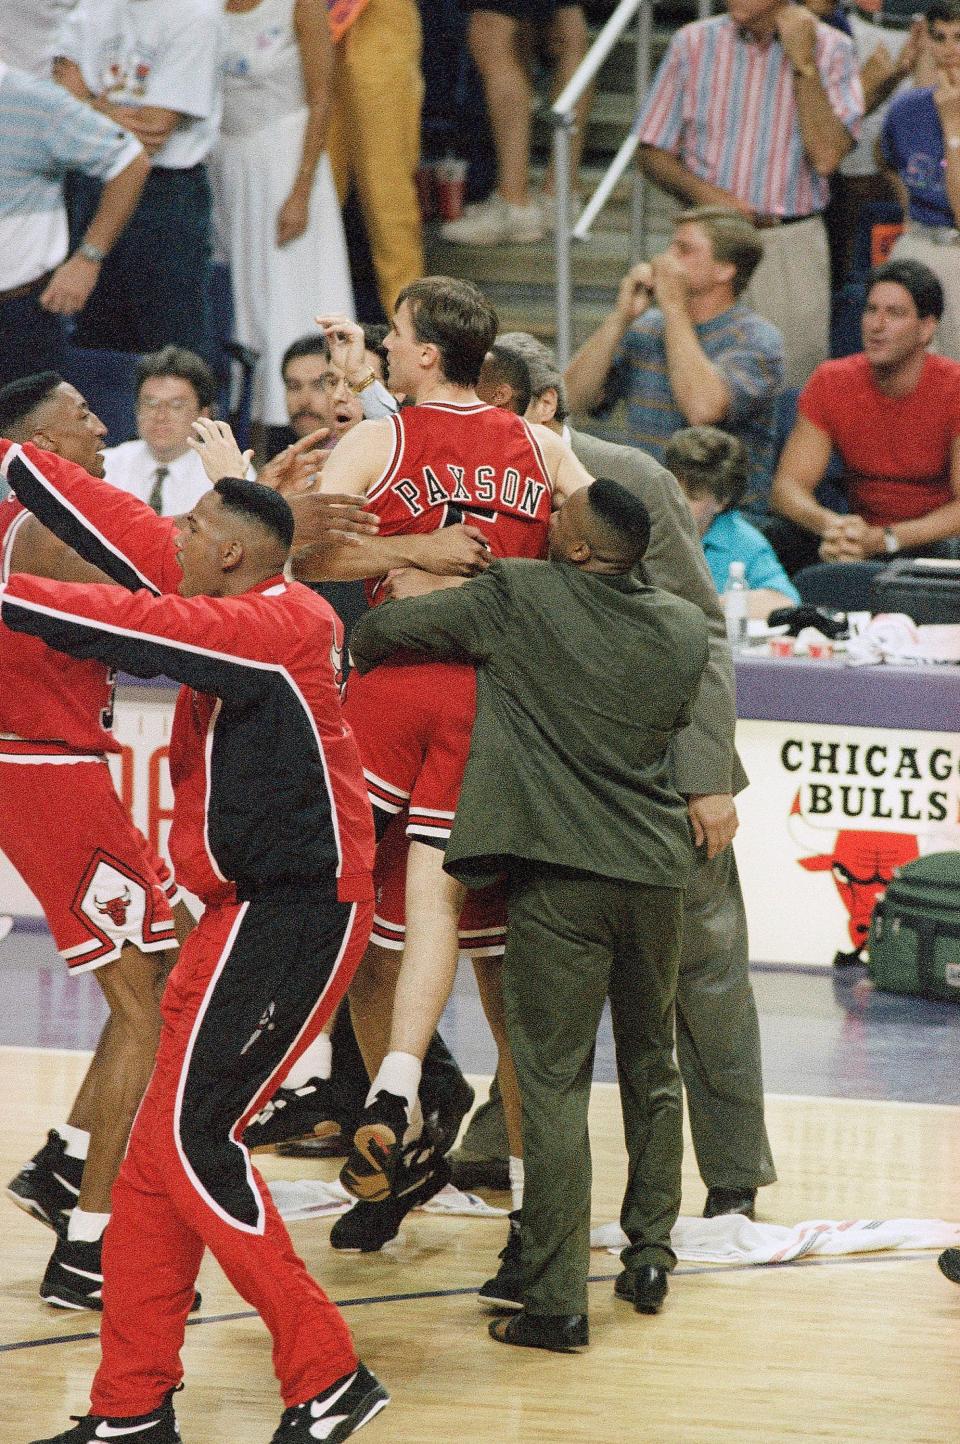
[[548, 0, 711, 367]]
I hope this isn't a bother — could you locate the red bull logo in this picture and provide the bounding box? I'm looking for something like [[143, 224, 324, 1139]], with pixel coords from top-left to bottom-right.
[[93, 885, 132, 928], [789, 794, 919, 950]]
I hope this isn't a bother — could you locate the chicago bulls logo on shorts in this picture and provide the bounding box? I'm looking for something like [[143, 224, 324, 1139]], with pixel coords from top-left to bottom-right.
[[68, 851, 159, 969]]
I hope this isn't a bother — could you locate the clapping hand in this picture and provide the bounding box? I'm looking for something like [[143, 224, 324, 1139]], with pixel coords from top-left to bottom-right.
[[650, 250, 691, 311], [616, 262, 655, 324]]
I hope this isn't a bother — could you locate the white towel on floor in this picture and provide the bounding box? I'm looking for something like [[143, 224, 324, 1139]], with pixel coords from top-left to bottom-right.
[[590, 1215, 960, 1263]]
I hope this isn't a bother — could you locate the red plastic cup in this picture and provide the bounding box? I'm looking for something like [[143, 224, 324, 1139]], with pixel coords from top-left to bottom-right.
[[769, 637, 793, 658], [435, 158, 467, 221]]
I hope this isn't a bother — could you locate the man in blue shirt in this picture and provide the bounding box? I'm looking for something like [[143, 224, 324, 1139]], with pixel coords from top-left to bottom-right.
[[565, 206, 785, 518], [880, 0, 960, 361], [666, 426, 800, 618]]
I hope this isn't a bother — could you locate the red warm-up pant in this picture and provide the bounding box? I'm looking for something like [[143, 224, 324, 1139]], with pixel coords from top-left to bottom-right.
[[90, 883, 373, 1416]]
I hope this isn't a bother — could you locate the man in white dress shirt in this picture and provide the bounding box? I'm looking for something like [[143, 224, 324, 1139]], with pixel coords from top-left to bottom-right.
[[104, 347, 216, 516]]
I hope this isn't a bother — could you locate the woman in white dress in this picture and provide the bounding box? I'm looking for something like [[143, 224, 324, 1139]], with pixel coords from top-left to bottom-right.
[[211, 0, 355, 428]]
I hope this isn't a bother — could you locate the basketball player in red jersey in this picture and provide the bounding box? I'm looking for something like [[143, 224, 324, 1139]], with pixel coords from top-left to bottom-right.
[[298, 276, 594, 1246], [0, 373, 190, 1310]]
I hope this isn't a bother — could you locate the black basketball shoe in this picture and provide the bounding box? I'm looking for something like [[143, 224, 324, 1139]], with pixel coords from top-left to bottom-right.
[[29, 1389, 182, 1443], [41, 1235, 203, 1314], [330, 1129, 451, 1252], [8, 1129, 82, 1238], [339, 1090, 408, 1203], [244, 1077, 342, 1154], [477, 1209, 523, 1310], [271, 1362, 389, 1442]]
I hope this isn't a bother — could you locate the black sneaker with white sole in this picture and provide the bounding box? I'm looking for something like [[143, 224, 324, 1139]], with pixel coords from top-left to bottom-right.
[[477, 1209, 523, 1310], [28, 1388, 182, 1443], [8, 1129, 82, 1238], [243, 1077, 345, 1154], [271, 1362, 389, 1443], [330, 1130, 451, 1252], [339, 1090, 408, 1203], [40, 1235, 203, 1314]]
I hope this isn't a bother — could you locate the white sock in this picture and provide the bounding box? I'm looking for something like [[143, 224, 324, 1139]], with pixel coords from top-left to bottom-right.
[[59, 1124, 90, 1161], [284, 1032, 333, 1090], [509, 1155, 525, 1213], [68, 1207, 110, 1243], [367, 1051, 422, 1116], [403, 1099, 424, 1146]]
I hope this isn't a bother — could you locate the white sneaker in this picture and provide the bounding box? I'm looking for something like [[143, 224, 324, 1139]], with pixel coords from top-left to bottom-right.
[[440, 193, 544, 246]]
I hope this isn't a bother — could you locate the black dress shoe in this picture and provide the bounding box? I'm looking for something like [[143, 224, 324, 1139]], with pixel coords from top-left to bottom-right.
[[938, 1247, 960, 1284], [488, 1309, 588, 1352], [614, 1265, 669, 1314], [703, 1186, 756, 1219]]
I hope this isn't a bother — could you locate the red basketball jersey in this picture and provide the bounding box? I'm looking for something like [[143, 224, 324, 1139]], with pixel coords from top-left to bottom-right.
[[363, 401, 553, 602], [0, 496, 118, 756]]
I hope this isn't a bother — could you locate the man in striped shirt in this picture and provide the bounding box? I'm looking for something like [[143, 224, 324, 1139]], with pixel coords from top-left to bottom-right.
[[635, 0, 863, 388]]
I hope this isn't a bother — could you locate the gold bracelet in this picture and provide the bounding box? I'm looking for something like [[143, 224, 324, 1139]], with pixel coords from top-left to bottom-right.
[[349, 370, 377, 394]]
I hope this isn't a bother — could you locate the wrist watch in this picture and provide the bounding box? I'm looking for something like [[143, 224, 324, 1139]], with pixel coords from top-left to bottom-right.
[[78, 241, 107, 263], [883, 527, 901, 555]]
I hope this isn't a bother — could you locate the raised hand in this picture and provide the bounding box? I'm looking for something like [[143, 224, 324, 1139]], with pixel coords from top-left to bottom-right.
[[187, 418, 253, 483], [258, 427, 332, 495], [315, 314, 369, 385]]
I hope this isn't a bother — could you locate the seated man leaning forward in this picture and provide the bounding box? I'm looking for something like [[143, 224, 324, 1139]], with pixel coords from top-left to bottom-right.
[[349, 480, 710, 1351], [667, 425, 800, 619], [771, 258, 960, 575]]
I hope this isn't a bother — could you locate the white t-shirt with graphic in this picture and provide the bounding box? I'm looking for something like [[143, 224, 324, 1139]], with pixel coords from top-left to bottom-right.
[[55, 0, 224, 169]]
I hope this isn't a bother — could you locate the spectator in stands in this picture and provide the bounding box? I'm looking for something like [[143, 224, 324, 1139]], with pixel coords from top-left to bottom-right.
[[818, 7, 929, 285], [770, 259, 960, 582], [104, 347, 219, 515], [0, 61, 148, 389], [634, 0, 863, 389], [667, 426, 800, 619], [565, 207, 784, 516], [52, 0, 224, 358], [440, 2, 592, 246], [325, 0, 424, 315], [211, 0, 354, 440], [880, 0, 960, 362]]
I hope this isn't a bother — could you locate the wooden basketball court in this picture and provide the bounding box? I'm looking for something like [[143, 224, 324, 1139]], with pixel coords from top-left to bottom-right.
[[1, 1046, 958, 1443]]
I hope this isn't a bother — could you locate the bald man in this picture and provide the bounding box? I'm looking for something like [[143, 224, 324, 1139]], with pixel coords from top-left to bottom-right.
[[350, 480, 709, 1350]]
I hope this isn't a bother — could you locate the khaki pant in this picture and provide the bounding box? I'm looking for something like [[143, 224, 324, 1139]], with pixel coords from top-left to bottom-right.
[[746, 215, 830, 391], [460, 847, 776, 1193], [502, 865, 683, 1317], [327, 0, 425, 314]]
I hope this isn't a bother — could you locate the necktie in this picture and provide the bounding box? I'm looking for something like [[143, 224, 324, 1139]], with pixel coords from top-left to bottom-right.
[[148, 466, 169, 515]]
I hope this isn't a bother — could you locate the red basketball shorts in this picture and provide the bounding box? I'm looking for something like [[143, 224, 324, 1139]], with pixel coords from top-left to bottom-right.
[[371, 812, 506, 957], [0, 749, 179, 971], [343, 658, 477, 843]]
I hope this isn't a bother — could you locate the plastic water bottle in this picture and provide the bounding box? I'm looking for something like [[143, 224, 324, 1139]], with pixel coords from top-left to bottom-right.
[[724, 560, 749, 651]]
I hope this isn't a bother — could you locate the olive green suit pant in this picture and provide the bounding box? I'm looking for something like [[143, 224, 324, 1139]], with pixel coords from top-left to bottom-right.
[[463, 847, 776, 1191], [502, 866, 683, 1317]]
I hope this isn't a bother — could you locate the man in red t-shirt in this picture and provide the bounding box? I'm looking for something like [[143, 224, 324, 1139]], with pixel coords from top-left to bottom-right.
[[771, 259, 960, 578]]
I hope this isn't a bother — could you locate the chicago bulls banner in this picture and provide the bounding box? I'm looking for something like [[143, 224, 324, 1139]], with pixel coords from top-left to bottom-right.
[[734, 720, 960, 967]]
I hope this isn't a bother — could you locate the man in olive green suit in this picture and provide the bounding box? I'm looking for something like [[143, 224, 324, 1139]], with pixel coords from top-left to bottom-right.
[[464, 338, 776, 1214], [351, 481, 709, 1351]]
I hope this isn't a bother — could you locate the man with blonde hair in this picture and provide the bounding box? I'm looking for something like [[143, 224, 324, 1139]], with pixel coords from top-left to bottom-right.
[[565, 206, 785, 516]]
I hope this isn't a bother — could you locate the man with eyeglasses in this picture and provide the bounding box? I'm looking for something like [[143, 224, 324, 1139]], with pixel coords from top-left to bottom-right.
[[103, 345, 219, 516]]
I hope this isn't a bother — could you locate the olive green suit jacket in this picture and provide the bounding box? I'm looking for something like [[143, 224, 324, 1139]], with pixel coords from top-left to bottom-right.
[[570, 429, 748, 797]]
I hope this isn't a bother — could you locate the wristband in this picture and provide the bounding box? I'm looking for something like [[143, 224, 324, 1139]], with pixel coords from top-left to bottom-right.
[[78, 241, 107, 263], [349, 370, 377, 394], [883, 527, 901, 555]]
